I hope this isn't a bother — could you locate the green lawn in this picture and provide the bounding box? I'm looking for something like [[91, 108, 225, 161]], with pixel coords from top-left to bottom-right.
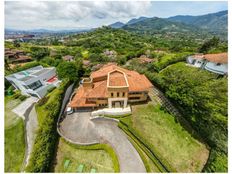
[[54, 138, 116, 173], [5, 95, 26, 172], [5, 96, 21, 128], [131, 103, 209, 172], [5, 119, 25, 172]]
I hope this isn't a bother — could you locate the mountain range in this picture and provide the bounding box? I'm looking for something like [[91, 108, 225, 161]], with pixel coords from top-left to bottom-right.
[[5, 10, 227, 39], [109, 10, 227, 38]]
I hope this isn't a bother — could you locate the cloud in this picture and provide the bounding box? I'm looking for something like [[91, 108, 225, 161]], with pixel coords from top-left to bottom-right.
[[5, 1, 152, 29]]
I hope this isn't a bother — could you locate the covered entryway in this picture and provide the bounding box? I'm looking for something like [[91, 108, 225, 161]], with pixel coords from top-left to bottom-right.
[[108, 98, 128, 108]]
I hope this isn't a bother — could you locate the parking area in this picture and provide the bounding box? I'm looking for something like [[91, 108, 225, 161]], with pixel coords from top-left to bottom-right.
[[58, 112, 146, 173]]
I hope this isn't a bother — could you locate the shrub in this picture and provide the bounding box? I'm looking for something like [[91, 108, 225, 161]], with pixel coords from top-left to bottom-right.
[[47, 86, 56, 93], [12, 92, 21, 99], [19, 95, 27, 101], [37, 96, 49, 106], [203, 148, 228, 172]]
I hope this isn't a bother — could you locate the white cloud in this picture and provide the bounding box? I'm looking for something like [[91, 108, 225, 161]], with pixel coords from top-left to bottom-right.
[[5, 1, 152, 29]]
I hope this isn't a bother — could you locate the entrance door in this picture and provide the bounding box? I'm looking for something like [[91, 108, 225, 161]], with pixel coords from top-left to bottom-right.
[[112, 101, 123, 108], [115, 101, 121, 108]]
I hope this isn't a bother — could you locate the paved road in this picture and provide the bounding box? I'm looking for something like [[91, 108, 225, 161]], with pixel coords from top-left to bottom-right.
[[59, 112, 146, 173]]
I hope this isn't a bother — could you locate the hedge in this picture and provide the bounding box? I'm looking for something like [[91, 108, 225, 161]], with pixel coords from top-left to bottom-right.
[[153, 52, 192, 72], [25, 79, 71, 172], [63, 138, 120, 172]]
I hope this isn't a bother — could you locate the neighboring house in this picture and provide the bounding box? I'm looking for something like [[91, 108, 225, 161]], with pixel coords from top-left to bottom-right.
[[137, 55, 154, 64], [5, 49, 32, 64], [69, 63, 153, 111], [63, 55, 74, 62], [82, 60, 91, 67], [187, 52, 228, 75], [6, 65, 61, 98]]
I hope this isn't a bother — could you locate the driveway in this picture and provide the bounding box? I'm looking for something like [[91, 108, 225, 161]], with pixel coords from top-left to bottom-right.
[[59, 112, 146, 173]]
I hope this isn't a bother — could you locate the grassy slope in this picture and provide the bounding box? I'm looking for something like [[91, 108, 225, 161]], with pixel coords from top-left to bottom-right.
[[54, 138, 115, 173], [5, 96, 21, 128], [5, 96, 25, 172], [131, 103, 209, 172], [5, 119, 25, 172]]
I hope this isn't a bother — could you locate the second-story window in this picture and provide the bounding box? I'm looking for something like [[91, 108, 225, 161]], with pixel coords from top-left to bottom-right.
[[117, 92, 119, 97], [111, 93, 114, 97], [122, 92, 125, 97]]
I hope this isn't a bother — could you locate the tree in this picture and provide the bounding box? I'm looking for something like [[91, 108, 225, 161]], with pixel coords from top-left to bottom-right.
[[56, 62, 79, 82], [199, 36, 220, 53], [13, 40, 20, 47], [30, 47, 49, 61]]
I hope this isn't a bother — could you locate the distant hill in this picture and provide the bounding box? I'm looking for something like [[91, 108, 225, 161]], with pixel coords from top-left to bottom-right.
[[123, 17, 202, 34], [109, 22, 125, 29], [167, 10, 228, 33], [127, 16, 148, 25]]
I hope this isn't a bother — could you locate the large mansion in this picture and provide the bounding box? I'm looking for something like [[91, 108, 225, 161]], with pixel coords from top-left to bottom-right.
[[69, 63, 153, 110]]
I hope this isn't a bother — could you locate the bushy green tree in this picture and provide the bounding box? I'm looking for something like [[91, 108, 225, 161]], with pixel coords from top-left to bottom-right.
[[30, 47, 49, 61], [199, 36, 220, 53], [56, 61, 79, 82]]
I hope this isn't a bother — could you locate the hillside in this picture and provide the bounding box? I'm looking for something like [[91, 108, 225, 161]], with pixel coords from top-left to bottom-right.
[[167, 10, 228, 35], [109, 22, 125, 29], [122, 17, 210, 37]]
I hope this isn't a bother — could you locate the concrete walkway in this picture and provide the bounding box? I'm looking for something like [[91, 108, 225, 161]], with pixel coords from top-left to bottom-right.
[[12, 97, 38, 119], [24, 106, 38, 166], [11, 97, 39, 171], [59, 112, 146, 173]]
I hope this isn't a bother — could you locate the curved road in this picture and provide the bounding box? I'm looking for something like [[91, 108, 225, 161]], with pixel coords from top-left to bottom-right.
[[59, 112, 146, 173]]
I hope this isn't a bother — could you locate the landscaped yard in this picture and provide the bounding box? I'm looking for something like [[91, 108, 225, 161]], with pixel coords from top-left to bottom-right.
[[130, 103, 209, 172], [54, 138, 115, 173]]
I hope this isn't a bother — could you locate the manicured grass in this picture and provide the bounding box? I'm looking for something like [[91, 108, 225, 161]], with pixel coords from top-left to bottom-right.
[[5, 96, 21, 128], [54, 138, 116, 173], [5, 119, 25, 172], [131, 103, 209, 172]]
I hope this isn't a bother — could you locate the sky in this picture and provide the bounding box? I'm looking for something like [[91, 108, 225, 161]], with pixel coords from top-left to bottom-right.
[[5, 1, 228, 30]]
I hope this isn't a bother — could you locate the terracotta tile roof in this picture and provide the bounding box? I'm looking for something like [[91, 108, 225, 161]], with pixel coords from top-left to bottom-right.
[[83, 60, 91, 66], [86, 80, 108, 98], [192, 53, 228, 64], [108, 70, 127, 86], [91, 63, 153, 91], [137, 57, 154, 63], [63, 55, 74, 61], [70, 63, 153, 108], [69, 86, 96, 108], [192, 54, 204, 59], [16, 55, 32, 61], [204, 53, 228, 64]]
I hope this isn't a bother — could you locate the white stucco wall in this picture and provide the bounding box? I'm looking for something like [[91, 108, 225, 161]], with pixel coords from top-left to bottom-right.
[[204, 62, 228, 75]]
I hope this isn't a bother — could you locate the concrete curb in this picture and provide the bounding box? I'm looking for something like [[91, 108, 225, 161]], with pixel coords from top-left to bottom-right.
[[90, 116, 120, 122]]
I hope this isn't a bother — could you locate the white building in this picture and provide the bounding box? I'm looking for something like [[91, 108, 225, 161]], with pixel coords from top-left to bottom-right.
[[187, 53, 228, 75], [6, 65, 61, 98]]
